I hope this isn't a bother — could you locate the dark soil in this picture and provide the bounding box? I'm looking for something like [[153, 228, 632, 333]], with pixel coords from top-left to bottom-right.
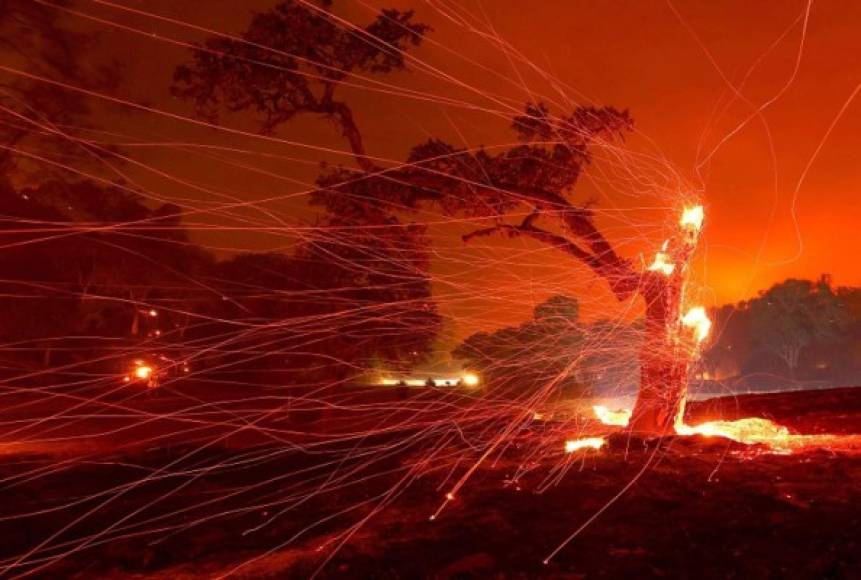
[[0, 387, 859, 579]]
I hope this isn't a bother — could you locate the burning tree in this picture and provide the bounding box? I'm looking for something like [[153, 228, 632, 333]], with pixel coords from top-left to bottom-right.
[[175, 0, 708, 433]]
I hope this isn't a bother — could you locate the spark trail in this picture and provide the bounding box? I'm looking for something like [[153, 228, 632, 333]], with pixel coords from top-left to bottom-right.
[[0, 1, 858, 577]]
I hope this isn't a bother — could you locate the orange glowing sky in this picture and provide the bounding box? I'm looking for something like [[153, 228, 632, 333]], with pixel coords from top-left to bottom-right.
[[41, 0, 861, 339]]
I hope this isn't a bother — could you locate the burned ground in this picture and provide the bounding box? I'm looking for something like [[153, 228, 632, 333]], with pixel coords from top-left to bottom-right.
[[1, 387, 859, 579]]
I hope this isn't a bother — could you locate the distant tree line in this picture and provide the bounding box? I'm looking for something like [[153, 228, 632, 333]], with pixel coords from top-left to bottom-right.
[[454, 276, 861, 398], [453, 295, 642, 398], [703, 276, 859, 384], [0, 1, 442, 384], [0, 178, 440, 383]]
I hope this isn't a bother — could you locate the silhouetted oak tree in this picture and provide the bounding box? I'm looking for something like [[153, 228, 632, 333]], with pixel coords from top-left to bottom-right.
[[176, 0, 699, 432], [0, 179, 213, 367], [173, 0, 429, 172], [0, 0, 120, 178]]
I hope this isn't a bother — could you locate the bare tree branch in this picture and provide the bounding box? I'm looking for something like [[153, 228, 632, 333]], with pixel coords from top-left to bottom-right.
[[326, 100, 376, 172], [462, 216, 638, 300]]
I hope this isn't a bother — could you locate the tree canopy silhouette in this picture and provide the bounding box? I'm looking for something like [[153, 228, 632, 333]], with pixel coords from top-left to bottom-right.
[[749, 278, 849, 375], [173, 0, 430, 171], [175, 0, 702, 433], [0, 0, 120, 179]]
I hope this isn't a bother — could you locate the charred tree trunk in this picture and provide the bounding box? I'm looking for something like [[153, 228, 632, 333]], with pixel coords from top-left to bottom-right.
[[460, 192, 704, 434], [629, 272, 688, 434]]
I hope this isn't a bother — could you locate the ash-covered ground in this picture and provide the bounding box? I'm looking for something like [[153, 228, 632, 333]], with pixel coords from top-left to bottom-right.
[[1, 387, 859, 579]]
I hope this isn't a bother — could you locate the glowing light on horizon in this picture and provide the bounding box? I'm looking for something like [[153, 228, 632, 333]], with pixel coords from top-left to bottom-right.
[[378, 373, 480, 387], [461, 373, 480, 387]]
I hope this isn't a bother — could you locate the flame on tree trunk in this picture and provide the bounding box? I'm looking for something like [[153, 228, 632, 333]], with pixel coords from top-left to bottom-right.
[[628, 206, 705, 433], [459, 204, 705, 435], [629, 272, 689, 434]]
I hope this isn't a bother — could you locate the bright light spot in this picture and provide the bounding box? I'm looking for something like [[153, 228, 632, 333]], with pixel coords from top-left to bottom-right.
[[564, 437, 605, 453], [648, 252, 675, 275], [380, 378, 425, 387], [681, 306, 712, 343], [148, 309, 158, 317], [445, 492, 455, 500], [380, 375, 479, 387], [461, 373, 480, 387], [680, 205, 704, 232], [134, 365, 153, 380], [647, 239, 675, 275], [592, 405, 631, 426]]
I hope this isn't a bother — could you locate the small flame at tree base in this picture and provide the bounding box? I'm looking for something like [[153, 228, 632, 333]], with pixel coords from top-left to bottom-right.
[[589, 405, 857, 453], [674, 417, 791, 448], [592, 405, 632, 427]]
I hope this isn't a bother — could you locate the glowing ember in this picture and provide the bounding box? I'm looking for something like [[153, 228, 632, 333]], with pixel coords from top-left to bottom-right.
[[564, 437, 605, 453], [681, 306, 712, 343], [675, 417, 791, 447], [680, 205, 705, 232], [592, 405, 632, 426]]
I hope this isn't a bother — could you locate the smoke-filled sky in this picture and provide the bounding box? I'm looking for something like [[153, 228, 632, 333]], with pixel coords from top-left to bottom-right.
[[28, 0, 861, 339]]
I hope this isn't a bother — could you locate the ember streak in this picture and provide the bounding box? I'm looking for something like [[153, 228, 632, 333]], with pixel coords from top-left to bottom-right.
[[1, 1, 860, 578]]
